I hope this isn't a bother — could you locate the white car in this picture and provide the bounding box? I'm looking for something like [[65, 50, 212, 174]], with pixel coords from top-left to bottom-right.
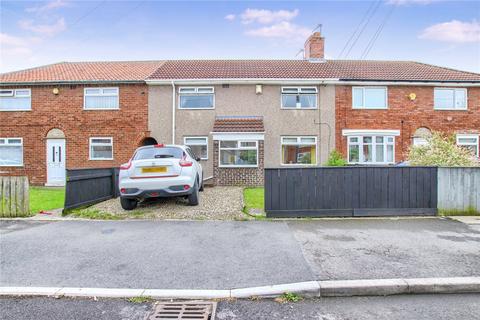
[[118, 144, 203, 210]]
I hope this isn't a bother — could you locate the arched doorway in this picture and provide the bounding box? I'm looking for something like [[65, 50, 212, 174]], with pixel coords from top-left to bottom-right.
[[46, 128, 66, 186], [140, 137, 158, 146]]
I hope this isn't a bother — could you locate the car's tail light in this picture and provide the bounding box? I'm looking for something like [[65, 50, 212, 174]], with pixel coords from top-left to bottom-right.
[[120, 159, 132, 170], [154, 144, 164, 148], [179, 153, 193, 167], [120, 188, 126, 193], [184, 185, 190, 190]]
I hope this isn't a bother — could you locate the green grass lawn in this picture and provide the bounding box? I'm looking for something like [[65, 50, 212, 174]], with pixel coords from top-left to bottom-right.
[[243, 187, 264, 213], [30, 187, 65, 214]]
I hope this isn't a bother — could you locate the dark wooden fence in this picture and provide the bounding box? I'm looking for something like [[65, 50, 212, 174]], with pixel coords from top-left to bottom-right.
[[64, 168, 119, 211], [265, 167, 438, 217]]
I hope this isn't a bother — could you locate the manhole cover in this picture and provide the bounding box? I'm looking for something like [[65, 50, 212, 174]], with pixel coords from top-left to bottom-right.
[[148, 301, 216, 320]]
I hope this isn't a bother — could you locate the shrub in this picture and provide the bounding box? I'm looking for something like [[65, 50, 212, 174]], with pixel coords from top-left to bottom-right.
[[408, 132, 478, 167], [325, 150, 348, 166]]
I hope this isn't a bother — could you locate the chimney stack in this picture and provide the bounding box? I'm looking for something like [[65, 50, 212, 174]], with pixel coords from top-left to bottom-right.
[[304, 32, 325, 60]]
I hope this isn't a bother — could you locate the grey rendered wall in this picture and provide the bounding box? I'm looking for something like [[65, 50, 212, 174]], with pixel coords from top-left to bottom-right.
[[438, 167, 480, 211], [148, 84, 336, 180]]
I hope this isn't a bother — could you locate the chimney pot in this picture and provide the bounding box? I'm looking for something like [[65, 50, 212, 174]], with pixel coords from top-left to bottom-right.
[[304, 32, 325, 60]]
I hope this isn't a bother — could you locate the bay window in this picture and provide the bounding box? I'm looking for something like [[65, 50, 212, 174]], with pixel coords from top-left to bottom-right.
[[0, 138, 23, 166], [348, 135, 395, 164], [281, 136, 317, 165], [281, 87, 317, 109], [179, 87, 214, 109], [219, 140, 258, 167]]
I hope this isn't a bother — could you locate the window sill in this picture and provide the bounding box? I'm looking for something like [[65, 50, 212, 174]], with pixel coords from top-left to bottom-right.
[[0, 109, 32, 112], [0, 164, 24, 167], [433, 108, 468, 111], [219, 165, 259, 168], [280, 163, 317, 166], [178, 108, 215, 110], [83, 107, 120, 111], [89, 158, 114, 161], [281, 107, 318, 110], [352, 107, 388, 110]]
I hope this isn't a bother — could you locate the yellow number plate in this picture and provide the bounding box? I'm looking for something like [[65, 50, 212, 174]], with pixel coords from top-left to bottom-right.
[[142, 167, 167, 173]]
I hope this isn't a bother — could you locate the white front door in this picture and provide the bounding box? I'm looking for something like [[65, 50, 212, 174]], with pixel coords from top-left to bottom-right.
[[46, 139, 66, 186]]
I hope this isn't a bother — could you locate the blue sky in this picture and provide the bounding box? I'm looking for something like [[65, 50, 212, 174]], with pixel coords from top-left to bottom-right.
[[1, 0, 479, 73]]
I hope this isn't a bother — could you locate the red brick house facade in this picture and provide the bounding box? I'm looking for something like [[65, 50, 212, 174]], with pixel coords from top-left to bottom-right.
[[335, 85, 480, 163], [0, 61, 163, 185]]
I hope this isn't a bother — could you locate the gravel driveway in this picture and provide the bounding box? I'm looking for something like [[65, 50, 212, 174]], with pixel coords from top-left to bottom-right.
[[89, 186, 246, 220]]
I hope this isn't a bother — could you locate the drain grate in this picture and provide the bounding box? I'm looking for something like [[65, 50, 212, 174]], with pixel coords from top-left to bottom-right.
[[148, 301, 216, 320]]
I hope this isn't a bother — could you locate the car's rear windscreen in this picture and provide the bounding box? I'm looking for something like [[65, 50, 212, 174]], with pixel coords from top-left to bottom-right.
[[134, 147, 183, 160]]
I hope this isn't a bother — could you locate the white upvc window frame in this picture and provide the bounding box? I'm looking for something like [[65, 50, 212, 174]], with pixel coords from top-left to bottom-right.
[[456, 134, 479, 157], [352, 86, 388, 109], [219, 140, 258, 168], [280, 86, 318, 109], [280, 136, 318, 166], [178, 87, 215, 110], [434, 88, 467, 110], [83, 87, 119, 110], [89, 137, 114, 160], [0, 88, 32, 111], [0, 137, 24, 167], [347, 135, 395, 165], [184, 136, 209, 160]]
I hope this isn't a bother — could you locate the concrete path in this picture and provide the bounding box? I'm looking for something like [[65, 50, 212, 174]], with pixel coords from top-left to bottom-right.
[[1, 218, 479, 290], [1, 294, 480, 320]]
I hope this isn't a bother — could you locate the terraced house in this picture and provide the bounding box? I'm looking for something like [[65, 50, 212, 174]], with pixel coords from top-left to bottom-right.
[[1, 32, 479, 186]]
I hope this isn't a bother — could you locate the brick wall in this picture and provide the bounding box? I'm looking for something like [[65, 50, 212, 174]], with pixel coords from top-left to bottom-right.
[[213, 140, 264, 186], [0, 83, 150, 185], [335, 85, 480, 162]]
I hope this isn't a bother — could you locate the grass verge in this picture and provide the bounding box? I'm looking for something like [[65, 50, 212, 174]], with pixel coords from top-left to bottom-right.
[[64, 208, 124, 220], [30, 187, 65, 214], [243, 187, 265, 216]]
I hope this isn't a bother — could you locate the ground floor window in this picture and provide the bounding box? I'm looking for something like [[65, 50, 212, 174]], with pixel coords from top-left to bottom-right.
[[456, 134, 479, 157], [89, 137, 113, 160], [0, 138, 23, 166], [348, 135, 395, 164], [184, 137, 208, 160], [219, 140, 258, 167], [281, 136, 317, 165]]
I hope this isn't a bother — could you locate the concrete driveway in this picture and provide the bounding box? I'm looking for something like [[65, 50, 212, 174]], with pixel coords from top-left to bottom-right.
[[1, 218, 479, 290]]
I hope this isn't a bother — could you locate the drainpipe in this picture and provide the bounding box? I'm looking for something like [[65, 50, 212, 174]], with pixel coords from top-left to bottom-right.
[[171, 81, 176, 144]]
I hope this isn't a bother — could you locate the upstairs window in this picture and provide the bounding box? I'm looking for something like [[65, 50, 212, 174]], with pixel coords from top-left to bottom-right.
[[0, 138, 23, 166], [434, 88, 467, 110], [352, 87, 387, 109], [0, 89, 31, 111], [281, 87, 317, 109], [179, 87, 214, 109], [84, 87, 119, 110], [89, 137, 113, 160], [456, 134, 479, 157], [184, 137, 208, 160], [281, 136, 317, 165]]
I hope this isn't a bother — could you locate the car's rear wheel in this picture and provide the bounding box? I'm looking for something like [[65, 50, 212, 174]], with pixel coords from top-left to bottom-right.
[[199, 179, 204, 192], [120, 197, 138, 210], [188, 180, 199, 206]]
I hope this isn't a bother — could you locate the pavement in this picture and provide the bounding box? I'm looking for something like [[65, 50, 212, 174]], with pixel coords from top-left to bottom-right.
[[1, 294, 480, 320]]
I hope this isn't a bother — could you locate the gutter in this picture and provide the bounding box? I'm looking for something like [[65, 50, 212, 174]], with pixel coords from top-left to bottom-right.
[[0, 80, 145, 86]]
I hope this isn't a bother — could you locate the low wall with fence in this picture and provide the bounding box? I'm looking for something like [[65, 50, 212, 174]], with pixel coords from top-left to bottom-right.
[[64, 168, 119, 211], [0, 176, 29, 217]]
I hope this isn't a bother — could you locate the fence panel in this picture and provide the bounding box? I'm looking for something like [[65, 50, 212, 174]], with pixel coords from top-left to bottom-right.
[[64, 168, 119, 211], [438, 167, 480, 213], [265, 167, 438, 218], [0, 176, 29, 217]]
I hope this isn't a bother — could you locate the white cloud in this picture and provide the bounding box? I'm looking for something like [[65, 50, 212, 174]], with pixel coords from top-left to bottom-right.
[[18, 18, 66, 36], [240, 8, 299, 25], [26, 0, 69, 13], [0, 33, 28, 47], [245, 21, 311, 40], [419, 20, 480, 43], [225, 14, 236, 21]]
